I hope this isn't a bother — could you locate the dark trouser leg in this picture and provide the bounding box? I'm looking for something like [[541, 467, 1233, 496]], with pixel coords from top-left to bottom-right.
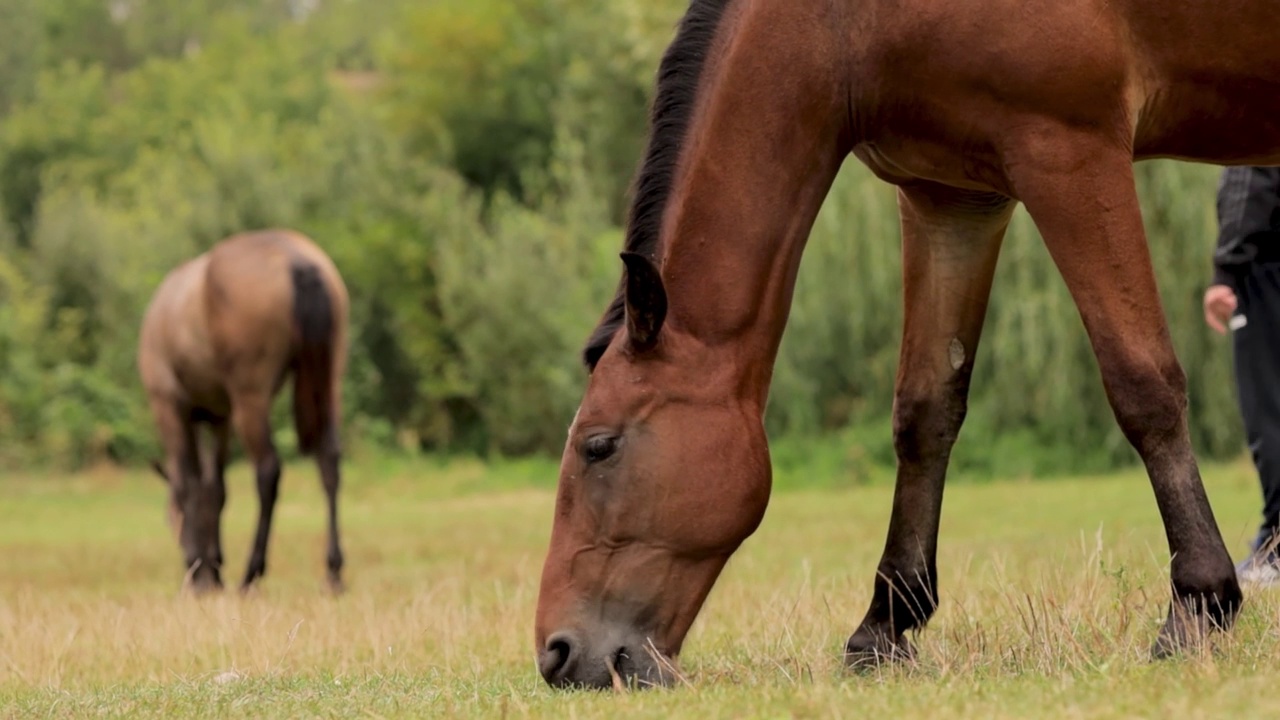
[[1231, 262, 1280, 553]]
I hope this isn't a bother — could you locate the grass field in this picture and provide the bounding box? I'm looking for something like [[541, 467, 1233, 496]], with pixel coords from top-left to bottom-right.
[[4, 452, 1280, 718]]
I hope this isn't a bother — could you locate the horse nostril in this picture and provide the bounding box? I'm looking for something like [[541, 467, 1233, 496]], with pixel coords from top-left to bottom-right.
[[608, 645, 631, 687], [539, 632, 577, 684]]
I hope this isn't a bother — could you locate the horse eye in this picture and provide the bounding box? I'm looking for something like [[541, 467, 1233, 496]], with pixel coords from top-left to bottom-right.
[[583, 435, 619, 464]]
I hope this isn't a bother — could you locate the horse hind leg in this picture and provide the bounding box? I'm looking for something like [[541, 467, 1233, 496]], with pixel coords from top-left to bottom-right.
[[845, 183, 1013, 670], [232, 390, 281, 593], [1009, 127, 1241, 658], [316, 424, 344, 595]]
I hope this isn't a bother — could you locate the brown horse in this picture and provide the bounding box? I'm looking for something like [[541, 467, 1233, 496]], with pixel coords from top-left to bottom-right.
[[535, 0, 1280, 690], [138, 229, 349, 594]]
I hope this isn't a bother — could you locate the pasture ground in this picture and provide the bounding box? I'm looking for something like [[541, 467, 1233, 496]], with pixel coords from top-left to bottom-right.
[[3, 453, 1280, 718]]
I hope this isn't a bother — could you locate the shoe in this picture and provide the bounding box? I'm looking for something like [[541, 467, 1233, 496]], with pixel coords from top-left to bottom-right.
[[1237, 552, 1280, 587], [1237, 532, 1280, 587]]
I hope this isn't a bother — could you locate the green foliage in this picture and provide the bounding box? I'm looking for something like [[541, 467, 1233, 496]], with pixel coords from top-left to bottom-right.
[[436, 193, 615, 455], [380, 0, 562, 200], [376, 0, 659, 211], [41, 0, 130, 71], [0, 0, 45, 114], [0, 0, 1251, 477]]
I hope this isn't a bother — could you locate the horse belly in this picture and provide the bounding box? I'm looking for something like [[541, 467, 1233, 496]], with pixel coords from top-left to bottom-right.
[[174, 364, 231, 419], [1126, 0, 1280, 164], [1134, 80, 1280, 165]]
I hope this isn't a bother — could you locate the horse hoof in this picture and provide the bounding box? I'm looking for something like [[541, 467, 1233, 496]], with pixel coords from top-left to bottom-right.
[[327, 574, 346, 596], [843, 628, 914, 672], [1150, 571, 1244, 661], [1149, 635, 1180, 661], [185, 576, 224, 597], [1149, 607, 1217, 661]]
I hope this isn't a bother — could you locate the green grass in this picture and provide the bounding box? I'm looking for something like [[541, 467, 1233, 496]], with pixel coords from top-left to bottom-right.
[[2, 452, 1280, 718]]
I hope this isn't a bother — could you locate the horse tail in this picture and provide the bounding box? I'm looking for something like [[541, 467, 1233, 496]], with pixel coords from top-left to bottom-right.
[[290, 261, 335, 457]]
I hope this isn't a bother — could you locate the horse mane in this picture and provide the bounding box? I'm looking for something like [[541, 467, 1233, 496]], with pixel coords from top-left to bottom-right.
[[581, 0, 732, 371]]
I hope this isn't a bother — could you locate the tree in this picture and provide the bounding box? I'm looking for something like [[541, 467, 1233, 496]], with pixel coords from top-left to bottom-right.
[[0, 0, 45, 114]]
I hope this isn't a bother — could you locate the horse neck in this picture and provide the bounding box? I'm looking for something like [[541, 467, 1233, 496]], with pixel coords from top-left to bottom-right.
[[656, 0, 850, 406]]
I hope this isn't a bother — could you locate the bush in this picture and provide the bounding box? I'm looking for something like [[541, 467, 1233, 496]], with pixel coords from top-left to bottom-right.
[[0, 0, 1250, 479]]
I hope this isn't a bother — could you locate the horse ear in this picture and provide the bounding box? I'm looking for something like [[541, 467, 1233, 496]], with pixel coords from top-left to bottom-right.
[[621, 252, 667, 353]]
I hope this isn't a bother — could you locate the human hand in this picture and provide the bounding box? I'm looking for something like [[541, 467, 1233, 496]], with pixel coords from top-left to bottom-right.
[[1204, 284, 1238, 335]]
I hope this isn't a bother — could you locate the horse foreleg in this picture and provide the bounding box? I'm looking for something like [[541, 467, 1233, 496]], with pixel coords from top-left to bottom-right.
[[1009, 126, 1242, 658], [150, 397, 222, 593], [845, 183, 1014, 670], [200, 420, 230, 588], [232, 392, 281, 592]]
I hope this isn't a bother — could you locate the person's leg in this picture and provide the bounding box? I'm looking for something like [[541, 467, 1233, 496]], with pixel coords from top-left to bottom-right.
[[1231, 261, 1280, 582]]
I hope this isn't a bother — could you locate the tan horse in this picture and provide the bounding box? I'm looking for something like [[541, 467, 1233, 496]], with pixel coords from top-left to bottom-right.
[[535, 0, 1280, 690], [138, 229, 349, 594]]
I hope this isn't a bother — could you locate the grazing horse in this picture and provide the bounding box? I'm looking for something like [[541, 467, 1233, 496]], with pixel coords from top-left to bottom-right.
[[534, 0, 1280, 690], [138, 229, 349, 594]]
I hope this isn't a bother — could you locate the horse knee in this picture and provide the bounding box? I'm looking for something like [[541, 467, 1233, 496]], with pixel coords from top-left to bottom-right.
[[893, 381, 970, 464]]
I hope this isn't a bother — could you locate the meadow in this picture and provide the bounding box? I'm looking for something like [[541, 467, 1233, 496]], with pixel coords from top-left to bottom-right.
[[0, 3, 1273, 718], [3, 451, 1280, 719]]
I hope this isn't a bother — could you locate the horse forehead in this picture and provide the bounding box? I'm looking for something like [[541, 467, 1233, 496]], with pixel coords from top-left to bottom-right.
[[575, 361, 699, 426]]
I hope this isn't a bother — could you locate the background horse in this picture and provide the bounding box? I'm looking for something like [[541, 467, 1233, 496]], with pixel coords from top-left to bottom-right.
[[534, 0, 1280, 690], [138, 229, 349, 594]]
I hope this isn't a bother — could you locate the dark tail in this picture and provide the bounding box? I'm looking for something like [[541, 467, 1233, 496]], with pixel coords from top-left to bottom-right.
[[290, 262, 335, 456]]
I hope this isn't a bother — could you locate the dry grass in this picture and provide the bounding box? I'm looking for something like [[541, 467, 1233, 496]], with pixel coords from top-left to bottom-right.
[[3, 455, 1280, 718]]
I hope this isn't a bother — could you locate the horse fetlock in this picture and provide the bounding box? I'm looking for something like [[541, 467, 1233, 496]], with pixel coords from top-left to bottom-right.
[[184, 557, 223, 595], [873, 565, 940, 629], [325, 545, 345, 594], [242, 556, 267, 589], [844, 566, 937, 671], [1172, 569, 1243, 628]]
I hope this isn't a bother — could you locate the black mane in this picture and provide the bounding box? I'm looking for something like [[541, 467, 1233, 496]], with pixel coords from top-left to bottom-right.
[[581, 0, 732, 371]]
